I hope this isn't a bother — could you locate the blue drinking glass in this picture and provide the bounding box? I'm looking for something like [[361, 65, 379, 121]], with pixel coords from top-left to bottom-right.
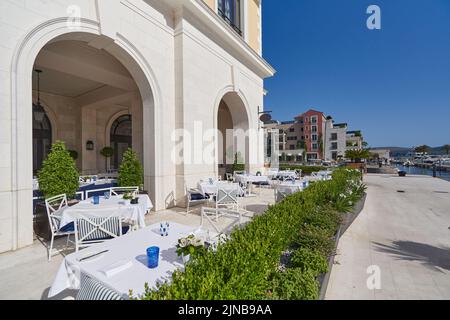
[[104, 191, 110, 199], [147, 246, 160, 268], [93, 195, 100, 205]]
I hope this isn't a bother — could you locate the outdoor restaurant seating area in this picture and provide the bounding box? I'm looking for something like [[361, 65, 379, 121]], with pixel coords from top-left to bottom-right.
[[26, 168, 334, 300]]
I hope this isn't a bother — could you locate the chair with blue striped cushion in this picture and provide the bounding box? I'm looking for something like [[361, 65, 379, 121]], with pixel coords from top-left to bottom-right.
[[76, 272, 125, 300], [74, 215, 123, 251]]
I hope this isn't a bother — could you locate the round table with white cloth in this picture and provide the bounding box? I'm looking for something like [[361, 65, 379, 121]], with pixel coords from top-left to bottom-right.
[[276, 171, 298, 180], [57, 194, 153, 229], [197, 181, 243, 196], [278, 180, 309, 194], [234, 174, 269, 185]]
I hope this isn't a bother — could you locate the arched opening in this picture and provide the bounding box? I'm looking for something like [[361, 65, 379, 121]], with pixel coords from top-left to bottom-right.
[[110, 114, 132, 170], [10, 20, 162, 250], [216, 91, 250, 178], [31, 36, 145, 176]]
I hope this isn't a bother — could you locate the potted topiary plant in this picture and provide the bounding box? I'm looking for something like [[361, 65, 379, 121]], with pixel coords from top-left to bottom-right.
[[100, 146, 114, 172], [118, 148, 144, 188], [68, 150, 78, 161], [38, 141, 80, 199], [231, 152, 245, 173]]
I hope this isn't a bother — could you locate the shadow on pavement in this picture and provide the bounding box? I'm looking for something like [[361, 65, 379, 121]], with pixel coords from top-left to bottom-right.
[[373, 241, 450, 273]]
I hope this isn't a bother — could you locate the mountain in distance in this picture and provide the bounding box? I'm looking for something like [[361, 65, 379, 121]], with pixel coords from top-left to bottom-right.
[[371, 146, 449, 157]]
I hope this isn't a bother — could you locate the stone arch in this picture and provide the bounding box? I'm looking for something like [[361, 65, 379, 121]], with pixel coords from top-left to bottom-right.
[[9, 18, 161, 250], [214, 86, 252, 176]]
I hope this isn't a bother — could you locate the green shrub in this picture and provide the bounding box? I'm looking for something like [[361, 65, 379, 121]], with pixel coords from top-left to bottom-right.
[[118, 148, 143, 188], [303, 205, 342, 235], [231, 152, 245, 173], [136, 168, 364, 300], [295, 225, 335, 257], [290, 248, 328, 275], [269, 269, 319, 300], [38, 141, 79, 199]]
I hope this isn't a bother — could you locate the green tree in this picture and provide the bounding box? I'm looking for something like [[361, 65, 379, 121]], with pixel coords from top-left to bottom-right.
[[443, 144, 450, 155], [415, 145, 430, 155], [345, 149, 370, 163], [118, 148, 144, 188], [38, 141, 79, 198], [232, 152, 245, 172]]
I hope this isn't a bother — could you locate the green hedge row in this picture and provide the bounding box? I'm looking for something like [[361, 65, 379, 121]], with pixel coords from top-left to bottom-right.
[[279, 165, 327, 174], [136, 168, 366, 300]]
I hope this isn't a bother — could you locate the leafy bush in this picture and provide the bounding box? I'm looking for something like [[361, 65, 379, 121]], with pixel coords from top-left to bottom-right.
[[290, 248, 328, 275], [136, 168, 364, 300], [118, 148, 143, 188], [269, 269, 319, 300], [38, 141, 79, 198], [294, 225, 335, 257]]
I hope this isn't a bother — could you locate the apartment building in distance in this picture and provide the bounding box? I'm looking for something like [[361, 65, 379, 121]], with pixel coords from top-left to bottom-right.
[[264, 110, 363, 162], [324, 118, 348, 161], [346, 131, 364, 150]]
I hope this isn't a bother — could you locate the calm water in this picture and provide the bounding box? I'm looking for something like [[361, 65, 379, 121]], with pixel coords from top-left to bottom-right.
[[394, 164, 450, 181]]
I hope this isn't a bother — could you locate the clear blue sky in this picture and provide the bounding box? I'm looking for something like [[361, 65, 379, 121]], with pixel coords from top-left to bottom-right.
[[262, 0, 450, 148]]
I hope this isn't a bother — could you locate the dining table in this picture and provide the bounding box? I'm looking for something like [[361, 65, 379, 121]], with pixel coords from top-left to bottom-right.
[[48, 222, 205, 299], [197, 181, 244, 197], [57, 194, 153, 229]]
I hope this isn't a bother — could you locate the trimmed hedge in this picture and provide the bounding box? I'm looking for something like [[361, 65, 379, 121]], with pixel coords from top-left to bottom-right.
[[135, 168, 365, 300]]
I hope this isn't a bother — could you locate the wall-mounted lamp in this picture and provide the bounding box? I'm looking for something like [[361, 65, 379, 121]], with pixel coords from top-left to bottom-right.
[[86, 140, 94, 151]]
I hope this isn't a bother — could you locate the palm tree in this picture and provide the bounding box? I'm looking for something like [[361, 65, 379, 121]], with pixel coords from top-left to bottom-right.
[[345, 149, 370, 163]]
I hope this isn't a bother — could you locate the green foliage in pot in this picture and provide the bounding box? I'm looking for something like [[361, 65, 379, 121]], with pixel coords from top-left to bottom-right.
[[231, 152, 245, 173], [38, 141, 79, 199], [68, 150, 78, 160], [118, 148, 143, 188]]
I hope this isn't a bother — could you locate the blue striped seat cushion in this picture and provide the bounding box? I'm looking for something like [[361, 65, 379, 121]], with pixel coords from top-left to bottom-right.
[[76, 273, 124, 300]]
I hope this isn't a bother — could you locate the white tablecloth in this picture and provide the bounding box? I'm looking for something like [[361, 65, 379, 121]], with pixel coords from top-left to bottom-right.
[[278, 180, 309, 194], [235, 174, 269, 184], [48, 222, 197, 298], [276, 171, 297, 179], [58, 195, 152, 229], [197, 181, 242, 196]]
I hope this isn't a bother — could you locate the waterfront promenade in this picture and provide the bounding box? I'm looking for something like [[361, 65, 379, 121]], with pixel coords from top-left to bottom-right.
[[326, 174, 450, 299]]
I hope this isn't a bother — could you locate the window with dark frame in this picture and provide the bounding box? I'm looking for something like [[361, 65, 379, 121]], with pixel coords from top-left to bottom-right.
[[218, 0, 242, 36]]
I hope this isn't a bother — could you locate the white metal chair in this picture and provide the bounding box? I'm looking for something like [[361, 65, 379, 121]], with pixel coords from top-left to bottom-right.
[[215, 185, 240, 215], [186, 186, 209, 215], [201, 207, 242, 234], [274, 185, 292, 203], [110, 186, 139, 197], [45, 194, 75, 261], [85, 187, 112, 199], [74, 215, 124, 251]]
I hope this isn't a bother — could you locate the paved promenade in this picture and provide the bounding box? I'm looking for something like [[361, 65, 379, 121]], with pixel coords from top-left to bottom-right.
[[326, 174, 450, 300]]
